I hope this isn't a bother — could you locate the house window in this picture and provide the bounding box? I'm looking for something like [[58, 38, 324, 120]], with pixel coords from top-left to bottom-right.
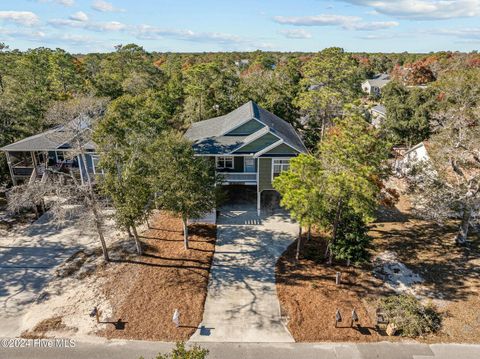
[[216, 156, 234, 169], [272, 159, 290, 178]]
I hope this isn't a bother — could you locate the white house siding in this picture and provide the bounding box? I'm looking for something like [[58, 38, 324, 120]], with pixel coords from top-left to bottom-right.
[[395, 142, 430, 176]]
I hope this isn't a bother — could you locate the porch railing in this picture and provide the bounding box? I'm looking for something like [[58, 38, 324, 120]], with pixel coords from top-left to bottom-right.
[[218, 172, 257, 183]]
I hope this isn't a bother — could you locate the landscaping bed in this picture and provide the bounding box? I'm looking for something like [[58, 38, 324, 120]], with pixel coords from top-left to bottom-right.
[[276, 190, 480, 343], [100, 212, 216, 341]]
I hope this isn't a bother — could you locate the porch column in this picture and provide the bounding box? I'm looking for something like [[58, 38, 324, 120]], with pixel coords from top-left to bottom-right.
[[77, 155, 84, 185], [257, 190, 261, 216], [5, 151, 17, 186]]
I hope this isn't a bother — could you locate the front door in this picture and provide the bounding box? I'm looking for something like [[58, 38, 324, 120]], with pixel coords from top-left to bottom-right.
[[244, 157, 255, 172]]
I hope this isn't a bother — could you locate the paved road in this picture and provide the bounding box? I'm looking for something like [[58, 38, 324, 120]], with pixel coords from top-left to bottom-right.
[[190, 204, 297, 342], [1, 340, 480, 359], [0, 213, 96, 337]]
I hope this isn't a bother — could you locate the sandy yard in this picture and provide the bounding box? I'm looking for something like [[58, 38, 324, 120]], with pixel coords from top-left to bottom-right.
[[99, 212, 216, 341], [2, 209, 215, 343], [276, 179, 480, 343]]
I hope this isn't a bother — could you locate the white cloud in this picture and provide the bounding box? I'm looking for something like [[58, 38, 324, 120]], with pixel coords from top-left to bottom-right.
[[348, 21, 399, 31], [274, 14, 361, 26], [91, 0, 125, 13], [340, 0, 480, 20], [273, 14, 398, 31], [278, 29, 312, 39], [0, 28, 46, 41], [430, 27, 480, 39], [56, 0, 75, 6], [38, 0, 75, 6], [0, 11, 40, 26], [135, 25, 273, 49], [69, 11, 89, 22], [49, 18, 127, 32]]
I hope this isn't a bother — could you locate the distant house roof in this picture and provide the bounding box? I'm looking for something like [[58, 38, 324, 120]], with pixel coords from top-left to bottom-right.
[[364, 73, 391, 88], [371, 104, 387, 117], [185, 101, 307, 155], [1, 118, 95, 152]]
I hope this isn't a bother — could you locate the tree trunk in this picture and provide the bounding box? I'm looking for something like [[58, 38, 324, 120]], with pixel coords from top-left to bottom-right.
[[90, 200, 109, 262], [307, 225, 311, 241], [455, 208, 471, 245], [131, 225, 143, 255], [127, 226, 133, 238], [182, 217, 189, 250], [330, 198, 343, 265], [76, 148, 109, 262], [296, 224, 302, 262]]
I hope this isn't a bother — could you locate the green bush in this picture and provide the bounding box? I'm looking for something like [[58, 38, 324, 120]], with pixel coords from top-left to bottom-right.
[[142, 342, 209, 359], [379, 294, 441, 337], [331, 210, 372, 264]]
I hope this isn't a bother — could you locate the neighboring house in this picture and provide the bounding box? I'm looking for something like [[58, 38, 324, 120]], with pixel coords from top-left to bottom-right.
[[234, 59, 250, 68], [185, 101, 307, 215], [1, 101, 307, 216], [394, 141, 431, 176], [362, 73, 391, 96], [1, 123, 98, 186], [370, 104, 387, 128]]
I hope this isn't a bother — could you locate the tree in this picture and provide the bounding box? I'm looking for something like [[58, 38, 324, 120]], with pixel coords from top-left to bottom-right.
[[407, 69, 480, 245], [97, 135, 152, 255], [151, 132, 217, 250], [92, 44, 164, 98], [381, 81, 437, 147], [275, 110, 389, 263], [94, 91, 172, 253], [273, 154, 319, 261], [182, 62, 239, 124], [330, 210, 371, 264], [295, 48, 362, 148]]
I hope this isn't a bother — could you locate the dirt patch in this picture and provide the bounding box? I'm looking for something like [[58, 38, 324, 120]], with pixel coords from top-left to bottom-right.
[[99, 211, 216, 341]]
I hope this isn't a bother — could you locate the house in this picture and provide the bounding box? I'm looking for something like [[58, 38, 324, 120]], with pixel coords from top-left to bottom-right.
[[362, 73, 391, 96], [394, 141, 431, 176], [1, 122, 98, 186], [1, 101, 307, 216], [234, 59, 250, 68], [185, 101, 307, 215], [370, 104, 387, 128]]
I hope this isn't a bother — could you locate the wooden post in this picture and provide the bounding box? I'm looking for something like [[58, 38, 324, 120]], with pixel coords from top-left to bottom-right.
[[351, 308, 358, 328], [335, 309, 342, 328], [336, 272, 341, 285], [5, 152, 17, 186]]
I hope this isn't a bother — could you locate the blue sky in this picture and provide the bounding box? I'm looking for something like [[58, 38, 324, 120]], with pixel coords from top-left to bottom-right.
[[1, 0, 480, 53]]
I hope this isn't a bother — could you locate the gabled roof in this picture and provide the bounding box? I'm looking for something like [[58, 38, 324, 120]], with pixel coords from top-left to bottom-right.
[[1, 118, 95, 152], [371, 104, 387, 117], [185, 101, 307, 155], [364, 73, 391, 88]]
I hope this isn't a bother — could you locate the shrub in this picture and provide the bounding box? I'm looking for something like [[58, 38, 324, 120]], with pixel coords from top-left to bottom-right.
[[142, 342, 209, 359], [331, 210, 372, 264], [379, 294, 441, 337]]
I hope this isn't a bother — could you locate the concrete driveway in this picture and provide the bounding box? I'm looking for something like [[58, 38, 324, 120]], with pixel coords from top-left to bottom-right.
[[190, 204, 298, 342], [0, 213, 96, 337]]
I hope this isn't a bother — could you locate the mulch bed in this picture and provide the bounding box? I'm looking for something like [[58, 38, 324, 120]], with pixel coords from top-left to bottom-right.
[[99, 212, 216, 341], [276, 235, 388, 342], [276, 191, 480, 343]]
